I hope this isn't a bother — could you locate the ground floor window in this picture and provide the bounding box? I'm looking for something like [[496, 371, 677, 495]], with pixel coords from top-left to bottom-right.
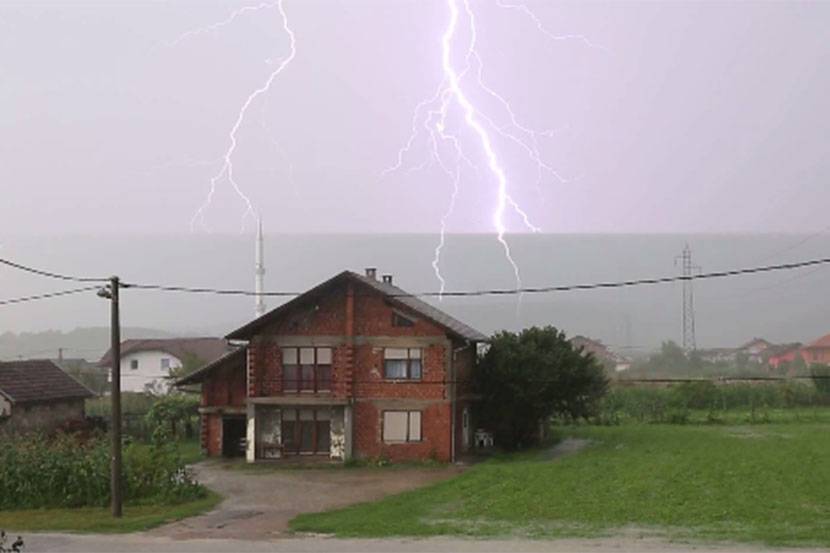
[[382, 410, 422, 443], [281, 408, 331, 455]]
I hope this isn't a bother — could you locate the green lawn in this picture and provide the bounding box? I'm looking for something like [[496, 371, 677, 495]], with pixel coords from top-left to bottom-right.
[[0, 491, 221, 534], [291, 422, 830, 546]]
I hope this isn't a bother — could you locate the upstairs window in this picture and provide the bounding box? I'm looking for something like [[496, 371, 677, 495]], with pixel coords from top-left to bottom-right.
[[160, 358, 170, 370], [384, 348, 422, 380], [283, 347, 332, 393], [392, 312, 415, 327], [130, 359, 139, 370]]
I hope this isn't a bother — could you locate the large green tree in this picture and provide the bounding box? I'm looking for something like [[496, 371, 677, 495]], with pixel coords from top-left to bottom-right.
[[474, 326, 609, 450]]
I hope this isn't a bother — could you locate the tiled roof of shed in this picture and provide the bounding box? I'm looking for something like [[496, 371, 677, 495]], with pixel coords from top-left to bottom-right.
[[0, 359, 94, 404]]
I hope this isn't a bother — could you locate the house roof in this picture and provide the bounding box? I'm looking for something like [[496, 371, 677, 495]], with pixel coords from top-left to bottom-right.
[[0, 360, 95, 405], [226, 270, 488, 342], [805, 333, 830, 350], [739, 338, 773, 350], [98, 337, 232, 368], [175, 346, 246, 386]]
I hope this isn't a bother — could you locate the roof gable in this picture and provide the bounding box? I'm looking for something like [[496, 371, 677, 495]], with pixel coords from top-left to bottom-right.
[[99, 337, 231, 367], [227, 271, 487, 342], [0, 360, 94, 404]]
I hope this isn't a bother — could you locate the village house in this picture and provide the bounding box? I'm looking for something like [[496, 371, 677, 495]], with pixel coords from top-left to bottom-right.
[[800, 333, 830, 366], [765, 343, 804, 373], [569, 335, 630, 373], [0, 359, 94, 434], [177, 269, 487, 463], [99, 337, 232, 393]]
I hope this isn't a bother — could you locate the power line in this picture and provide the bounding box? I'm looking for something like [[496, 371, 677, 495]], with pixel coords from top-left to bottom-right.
[[3, 255, 830, 300], [0, 286, 101, 306], [0, 258, 108, 283], [125, 255, 830, 299]]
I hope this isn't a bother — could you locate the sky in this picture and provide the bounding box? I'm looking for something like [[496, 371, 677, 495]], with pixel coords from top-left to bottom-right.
[[1, 0, 829, 236]]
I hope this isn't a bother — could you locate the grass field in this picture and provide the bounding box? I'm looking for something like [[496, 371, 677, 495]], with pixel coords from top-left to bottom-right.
[[0, 491, 221, 534], [291, 421, 830, 546]]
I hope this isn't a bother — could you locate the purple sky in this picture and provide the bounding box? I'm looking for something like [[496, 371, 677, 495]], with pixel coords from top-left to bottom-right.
[[1, 0, 829, 236]]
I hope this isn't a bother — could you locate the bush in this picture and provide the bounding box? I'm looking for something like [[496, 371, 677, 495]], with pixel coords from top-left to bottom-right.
[[0, 434, 204, 510], [474, 326, 608, 450]]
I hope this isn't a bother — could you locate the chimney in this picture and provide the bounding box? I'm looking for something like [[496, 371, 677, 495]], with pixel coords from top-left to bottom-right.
[[365, 267, 377, 280], [382, 274, 393, 285]]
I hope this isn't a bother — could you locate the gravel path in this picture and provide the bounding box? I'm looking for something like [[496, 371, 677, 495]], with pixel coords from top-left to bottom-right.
[[150, 461, 464, 540]]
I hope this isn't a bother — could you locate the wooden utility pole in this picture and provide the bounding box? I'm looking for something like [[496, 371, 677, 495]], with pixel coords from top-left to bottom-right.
[[101, 276, 123, 517]]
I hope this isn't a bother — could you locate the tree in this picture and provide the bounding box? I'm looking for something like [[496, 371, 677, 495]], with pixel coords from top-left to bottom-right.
[[144, 394, 200, 443], [474, 326, 609, 450]]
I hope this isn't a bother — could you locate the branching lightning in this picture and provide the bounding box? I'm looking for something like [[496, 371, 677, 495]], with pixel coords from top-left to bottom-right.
[[185, 1, 296, 232], [384, 0, 600, 297]]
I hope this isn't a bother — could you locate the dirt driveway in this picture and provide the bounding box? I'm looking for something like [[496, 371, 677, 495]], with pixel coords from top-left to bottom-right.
[[152, 461, 464, 540]]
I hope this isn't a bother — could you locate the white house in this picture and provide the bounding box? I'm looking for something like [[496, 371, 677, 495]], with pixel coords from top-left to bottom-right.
[[98, 338, 231, 393]]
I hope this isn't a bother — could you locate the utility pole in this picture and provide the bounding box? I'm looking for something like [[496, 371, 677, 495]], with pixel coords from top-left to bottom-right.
[[675, 244, 700, 353], [98, 276, 122, 517]]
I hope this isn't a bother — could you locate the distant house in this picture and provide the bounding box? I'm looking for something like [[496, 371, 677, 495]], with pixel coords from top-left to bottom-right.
[[801, 333, 830, 366], [765, 343, 804, 372], [0, 360, 94, 434], [697, 348, 738, 364], [569, 335, 630, 372], [99, 338, 232, 393], [738, 338, 774, 364], [177, 269, 487, 463], [698, 338, 774, 365]]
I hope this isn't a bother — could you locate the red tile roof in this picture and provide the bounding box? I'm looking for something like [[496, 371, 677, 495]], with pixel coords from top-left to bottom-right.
[[805, 333, 830, 349], [0, 360, 94, 404]]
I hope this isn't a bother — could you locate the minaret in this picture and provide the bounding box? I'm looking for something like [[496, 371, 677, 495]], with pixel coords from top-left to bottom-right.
[[255, 219, 266, 318]]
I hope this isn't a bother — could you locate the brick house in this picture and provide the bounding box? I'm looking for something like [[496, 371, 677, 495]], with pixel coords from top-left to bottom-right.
[[801, 333, 830, 365], [177, 269, 487, 463], [0, 359, 94, 434]]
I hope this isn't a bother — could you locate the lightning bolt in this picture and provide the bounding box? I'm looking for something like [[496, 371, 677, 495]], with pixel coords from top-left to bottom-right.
[[386, 0, 585, 297], [188, 0, 296, 232], [163, 2, 279, 48]]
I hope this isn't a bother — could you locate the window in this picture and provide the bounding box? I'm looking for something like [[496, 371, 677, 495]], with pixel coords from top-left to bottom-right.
[[384, 348, 422, 380], [392, 312, 415, 327], [130, 359, 139, 370], [282, 347, 332, 392], [281, 408, 331, 455], [383, 411, 422, 443], [160, 358, 170, 370]]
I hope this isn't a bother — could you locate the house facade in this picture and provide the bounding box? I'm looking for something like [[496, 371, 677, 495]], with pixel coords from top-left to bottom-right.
[[99, 338, 232, 393], [0, 360, 94, 434], [178, 269, 486, 463]]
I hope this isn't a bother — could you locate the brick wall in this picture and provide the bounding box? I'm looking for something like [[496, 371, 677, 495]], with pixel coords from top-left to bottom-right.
[[353, 400, 452, 462], [204, 413, 222, 457], [203, 363, 247, 407]]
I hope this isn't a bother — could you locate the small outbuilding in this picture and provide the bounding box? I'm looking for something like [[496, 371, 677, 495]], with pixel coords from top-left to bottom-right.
[[0, 359, 95, 434]]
